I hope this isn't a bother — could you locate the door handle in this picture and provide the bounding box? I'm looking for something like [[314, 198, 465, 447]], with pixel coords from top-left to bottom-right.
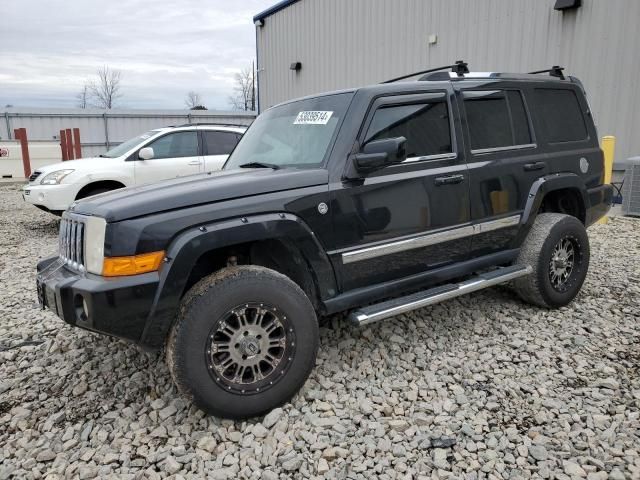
[[434, 174, 464, 186], [523, 162, 545, 171], [188, 160, 202, 166]]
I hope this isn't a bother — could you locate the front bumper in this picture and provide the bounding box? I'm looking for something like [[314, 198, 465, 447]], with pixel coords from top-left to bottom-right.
[[23, 183, 80, 212], [36, 256, 159, 345]]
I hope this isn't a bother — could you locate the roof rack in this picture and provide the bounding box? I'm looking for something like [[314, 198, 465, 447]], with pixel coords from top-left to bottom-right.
[[528, 66, 566, 80], [381, 60, 470, 84], [172, 122, 249, 128]]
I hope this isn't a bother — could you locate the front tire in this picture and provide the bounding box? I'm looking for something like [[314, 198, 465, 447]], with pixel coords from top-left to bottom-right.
[[514, 213, 590, 308], [166, 266, 318, 419]]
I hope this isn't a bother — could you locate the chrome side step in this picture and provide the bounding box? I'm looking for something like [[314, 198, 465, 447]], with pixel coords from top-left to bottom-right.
[[349, 264, 532, 326]]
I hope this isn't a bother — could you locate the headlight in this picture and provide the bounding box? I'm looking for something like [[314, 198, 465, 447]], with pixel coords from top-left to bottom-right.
[[84, 216, 106, 275], [40, 169, 74, 185]]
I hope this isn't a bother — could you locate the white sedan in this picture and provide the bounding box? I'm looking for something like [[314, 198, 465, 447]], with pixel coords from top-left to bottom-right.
[[22, 124, 246, 215]]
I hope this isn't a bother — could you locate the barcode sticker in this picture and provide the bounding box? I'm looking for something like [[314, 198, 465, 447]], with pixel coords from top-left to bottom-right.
[[294, 111, 333, 125]]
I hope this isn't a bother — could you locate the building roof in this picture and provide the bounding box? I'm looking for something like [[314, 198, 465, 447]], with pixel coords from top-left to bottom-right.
[[253, 0, 300, 22]]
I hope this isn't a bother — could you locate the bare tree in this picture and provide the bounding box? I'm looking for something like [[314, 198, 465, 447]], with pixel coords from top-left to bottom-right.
[[185, 91, 205, 109], [76, 84, 90, 109], [228, 63, 256, 111], [89, 66, 123, 109]]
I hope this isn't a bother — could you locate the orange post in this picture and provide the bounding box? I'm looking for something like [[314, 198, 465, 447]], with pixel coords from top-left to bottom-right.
[[73, 128, 82, 159], [14, 128, 32, 178], [65, 128, 74, 160], [60, 130, 68, 160]]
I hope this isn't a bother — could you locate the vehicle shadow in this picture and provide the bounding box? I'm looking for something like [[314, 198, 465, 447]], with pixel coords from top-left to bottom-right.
[[54, 284, 527, 425]]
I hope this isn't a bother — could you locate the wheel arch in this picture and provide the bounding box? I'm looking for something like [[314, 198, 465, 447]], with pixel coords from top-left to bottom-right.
[[139, 213, 337, 349], [514, 173, 589, 247], [75, 179, 127, 200]]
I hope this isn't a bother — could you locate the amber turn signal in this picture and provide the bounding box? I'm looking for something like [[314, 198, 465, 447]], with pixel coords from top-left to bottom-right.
[[102, 251, 165, 277]]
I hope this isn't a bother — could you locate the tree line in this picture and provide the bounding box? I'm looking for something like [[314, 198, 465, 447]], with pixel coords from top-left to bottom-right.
[[78, 64, 257, 111]]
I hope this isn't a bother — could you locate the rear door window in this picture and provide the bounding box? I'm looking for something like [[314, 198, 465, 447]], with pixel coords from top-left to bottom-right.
[[364, 94, 452, 159], [533, 89, 588, 143], [463, 90, 532, 152], [203, 131, 241, 155]]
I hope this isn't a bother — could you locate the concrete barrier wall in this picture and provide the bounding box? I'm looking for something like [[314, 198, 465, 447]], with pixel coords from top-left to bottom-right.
[[0, 140, 62, 178]]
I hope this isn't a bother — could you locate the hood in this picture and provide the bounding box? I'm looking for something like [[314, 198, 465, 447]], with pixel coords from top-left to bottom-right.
[[32, 157, 110, 175], [72, 167, 329, 222]]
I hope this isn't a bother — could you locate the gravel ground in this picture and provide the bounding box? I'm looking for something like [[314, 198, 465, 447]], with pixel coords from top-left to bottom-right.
[[0, 183, 639, 480]]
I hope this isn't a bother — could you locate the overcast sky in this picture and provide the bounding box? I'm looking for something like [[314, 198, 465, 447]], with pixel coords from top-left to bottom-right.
[[1, 0, 275, 110]]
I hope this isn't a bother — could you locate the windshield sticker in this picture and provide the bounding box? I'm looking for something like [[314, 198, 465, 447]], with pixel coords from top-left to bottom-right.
[[294, 111, 333, 125]]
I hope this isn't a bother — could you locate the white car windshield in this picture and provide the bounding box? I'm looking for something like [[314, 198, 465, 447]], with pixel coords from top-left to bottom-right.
[[100, 130, 161, 158], [224, 92, 353, 170]]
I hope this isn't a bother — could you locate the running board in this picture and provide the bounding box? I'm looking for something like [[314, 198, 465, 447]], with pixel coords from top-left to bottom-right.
[[349, 264, 532, 326]]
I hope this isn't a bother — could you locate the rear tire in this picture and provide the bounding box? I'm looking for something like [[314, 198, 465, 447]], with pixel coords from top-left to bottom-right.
[[166, 266, 319, 419], [514, 213, 589, 308]]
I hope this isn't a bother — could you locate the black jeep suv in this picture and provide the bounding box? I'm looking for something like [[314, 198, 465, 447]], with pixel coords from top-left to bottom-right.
[[37, 65, 612, 418]]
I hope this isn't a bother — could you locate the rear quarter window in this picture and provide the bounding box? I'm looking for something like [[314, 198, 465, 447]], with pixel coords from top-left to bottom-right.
[[533, 88, 588, 143]]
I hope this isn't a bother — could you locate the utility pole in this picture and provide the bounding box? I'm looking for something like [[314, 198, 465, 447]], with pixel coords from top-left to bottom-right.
[[251, 61, 256, 112]]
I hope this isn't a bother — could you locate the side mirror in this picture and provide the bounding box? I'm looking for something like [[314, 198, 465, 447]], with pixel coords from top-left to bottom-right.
[[353, 137, 407, 172], [138, 147, 154, 160]]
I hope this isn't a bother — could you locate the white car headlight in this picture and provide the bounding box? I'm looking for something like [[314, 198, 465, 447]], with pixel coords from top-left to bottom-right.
[[84, 216, 106, 275], [40, 169, 75, 185]]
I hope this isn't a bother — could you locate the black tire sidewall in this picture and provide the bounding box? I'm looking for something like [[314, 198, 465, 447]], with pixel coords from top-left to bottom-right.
[[174, 270, 318, 418], [535, 217, 590, 308]]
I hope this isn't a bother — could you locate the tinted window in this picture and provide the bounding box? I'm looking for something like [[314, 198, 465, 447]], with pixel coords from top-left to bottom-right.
[[463, 90, 532, 150], [147, 131, 198, 159], [204, 131, 241, 155], [534, 89, 588, 143], [365, 96, 452, 158]]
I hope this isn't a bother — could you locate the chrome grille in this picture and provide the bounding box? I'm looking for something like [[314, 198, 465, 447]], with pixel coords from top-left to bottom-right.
[[29, 171, 42, 182], [59, 215, 86, 271]]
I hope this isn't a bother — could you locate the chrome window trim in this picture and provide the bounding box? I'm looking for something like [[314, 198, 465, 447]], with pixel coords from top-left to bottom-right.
[[340, 214, 521, 264], [402, 152, 457, 163], [470, 143, 537, 155]]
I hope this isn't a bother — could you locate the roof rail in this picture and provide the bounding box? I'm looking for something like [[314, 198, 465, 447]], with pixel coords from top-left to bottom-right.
[[381, 60, 470, 84], [172, 122, 249, 128], [528, 66, 566, 80]]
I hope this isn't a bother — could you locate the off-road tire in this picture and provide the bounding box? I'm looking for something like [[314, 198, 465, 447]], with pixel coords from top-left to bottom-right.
[[166, 266, 319, 419], [514, 213, 589, 308]]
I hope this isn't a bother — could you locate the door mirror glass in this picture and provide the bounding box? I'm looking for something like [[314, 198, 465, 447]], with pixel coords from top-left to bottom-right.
[[354, 137, 407, 172], [138, 147, 154, 160]]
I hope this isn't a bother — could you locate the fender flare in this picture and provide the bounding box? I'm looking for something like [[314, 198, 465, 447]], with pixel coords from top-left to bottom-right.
[[139, 212, 337, 348], [514, 173, 589, 246]]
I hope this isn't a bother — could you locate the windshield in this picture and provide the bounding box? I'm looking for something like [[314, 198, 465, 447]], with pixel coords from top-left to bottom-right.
[[100, 130, 161, 158], [224, 92, 353, 170]]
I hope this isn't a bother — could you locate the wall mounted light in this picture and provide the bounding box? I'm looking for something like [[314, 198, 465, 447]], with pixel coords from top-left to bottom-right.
[[290, 62, 302, 71], [554, 0, 581, 10], [254, 19, 264, 27]]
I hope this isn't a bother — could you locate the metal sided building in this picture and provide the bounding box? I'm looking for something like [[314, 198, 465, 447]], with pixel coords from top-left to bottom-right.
[[253, 0, 640, 167]]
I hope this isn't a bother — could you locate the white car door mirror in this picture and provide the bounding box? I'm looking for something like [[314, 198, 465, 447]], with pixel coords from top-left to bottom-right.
[[138, 147, 154, 160]]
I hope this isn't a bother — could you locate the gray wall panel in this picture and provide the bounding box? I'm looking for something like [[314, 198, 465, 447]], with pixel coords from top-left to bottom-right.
[[1, 108, 255, 155], [256, 0, 640, 164]]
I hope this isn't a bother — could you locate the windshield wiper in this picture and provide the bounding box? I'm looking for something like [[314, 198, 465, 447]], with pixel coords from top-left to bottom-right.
[[98, 154, 108, 158], [238, 162, 280, 170]]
